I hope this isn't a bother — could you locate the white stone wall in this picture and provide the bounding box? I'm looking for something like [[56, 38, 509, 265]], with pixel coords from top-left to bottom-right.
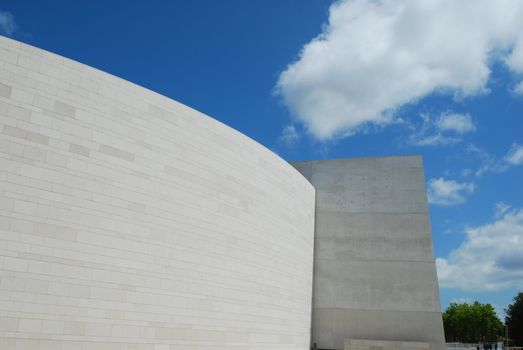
[[0, 35, 315, 350]]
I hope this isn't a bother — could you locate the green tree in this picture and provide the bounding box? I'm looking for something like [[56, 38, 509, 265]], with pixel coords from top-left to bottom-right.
[[506, 292, 523, 346], [443, 301, 504, 342]]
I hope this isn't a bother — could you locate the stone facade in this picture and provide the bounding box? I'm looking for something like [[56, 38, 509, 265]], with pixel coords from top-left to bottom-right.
[[0, 36, 315, 349]]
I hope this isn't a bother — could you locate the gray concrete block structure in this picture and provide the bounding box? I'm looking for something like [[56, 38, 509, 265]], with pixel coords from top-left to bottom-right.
[[0, 36, 444, 350], [344, 339, 431, 350], [293, 157, 445, 350]]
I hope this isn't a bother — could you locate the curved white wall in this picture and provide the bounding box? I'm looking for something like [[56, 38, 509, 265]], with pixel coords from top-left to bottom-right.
[[0, 36, 315, 350]]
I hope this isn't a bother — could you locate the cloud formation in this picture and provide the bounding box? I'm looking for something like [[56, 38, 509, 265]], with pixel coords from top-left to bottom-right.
[[506, 143, 523, 165], [494, 201, 511, 219], [436, 113, 476, 134], [437, 206, 523, 291], [473, 143, 523, 176], [512, 81, 523, 95], [278, 124, 300, 147], [408, 112, 475, 147], [0, 10, 16, 36], [427, 177, 474, 206], [276, 0, 523, 140]]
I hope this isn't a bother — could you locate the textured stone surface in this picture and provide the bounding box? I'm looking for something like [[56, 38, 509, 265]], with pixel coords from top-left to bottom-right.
[[0, 35, 315, 350], [293, 157, 444, 350]]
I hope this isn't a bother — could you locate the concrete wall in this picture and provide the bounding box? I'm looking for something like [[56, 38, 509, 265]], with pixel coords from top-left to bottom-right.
[[0, 36, 316, 349], [293, 156, 444, 350], [344, 339, 431, 350]]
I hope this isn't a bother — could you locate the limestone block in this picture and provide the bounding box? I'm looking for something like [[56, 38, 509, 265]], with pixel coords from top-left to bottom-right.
[[0, 35, 315, 349]]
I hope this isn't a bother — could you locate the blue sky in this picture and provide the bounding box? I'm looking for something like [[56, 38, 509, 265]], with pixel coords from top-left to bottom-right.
[[2, 0, 522, 318]]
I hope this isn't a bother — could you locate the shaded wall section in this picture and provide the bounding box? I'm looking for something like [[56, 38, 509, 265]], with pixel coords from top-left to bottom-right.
[[293, 156, 444, 350], [0, 35, 315, 350]]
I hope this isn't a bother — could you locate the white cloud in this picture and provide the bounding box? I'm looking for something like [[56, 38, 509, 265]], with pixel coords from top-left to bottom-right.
[[512, 81, 523, 95], [436, 207, 523, 291], [468, 144, 504, 176], [0, 10, 16, 36], [276, 0, 523, 140], [408, 113, 474, 147], [470, 143, 523, 176], [436, 113, 476, 134], [506, 143, 523, 165], [494, 202, 511, 219], [278, 124, 300, 147], [410, 133, 461, 147], [461, 168, 473, 177], [427, 177, 474, 206]]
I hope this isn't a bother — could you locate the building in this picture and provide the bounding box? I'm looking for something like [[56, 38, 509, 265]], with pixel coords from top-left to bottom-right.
[[293, 158, 444, 350], [0, 36, 443, 350]]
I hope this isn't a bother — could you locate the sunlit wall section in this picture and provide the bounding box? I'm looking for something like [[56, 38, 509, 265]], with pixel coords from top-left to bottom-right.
[[0, 36, 315, 350]]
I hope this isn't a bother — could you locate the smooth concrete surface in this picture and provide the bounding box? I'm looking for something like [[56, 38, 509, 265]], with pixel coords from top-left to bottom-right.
[[0, 35, 315, 350], [344, 339, 430, 350], [293, 156, 444, 350]]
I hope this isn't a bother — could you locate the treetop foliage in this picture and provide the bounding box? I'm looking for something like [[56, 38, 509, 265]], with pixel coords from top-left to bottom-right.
[[506, 292, 523, 346], [443, 301, 504, 343]]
